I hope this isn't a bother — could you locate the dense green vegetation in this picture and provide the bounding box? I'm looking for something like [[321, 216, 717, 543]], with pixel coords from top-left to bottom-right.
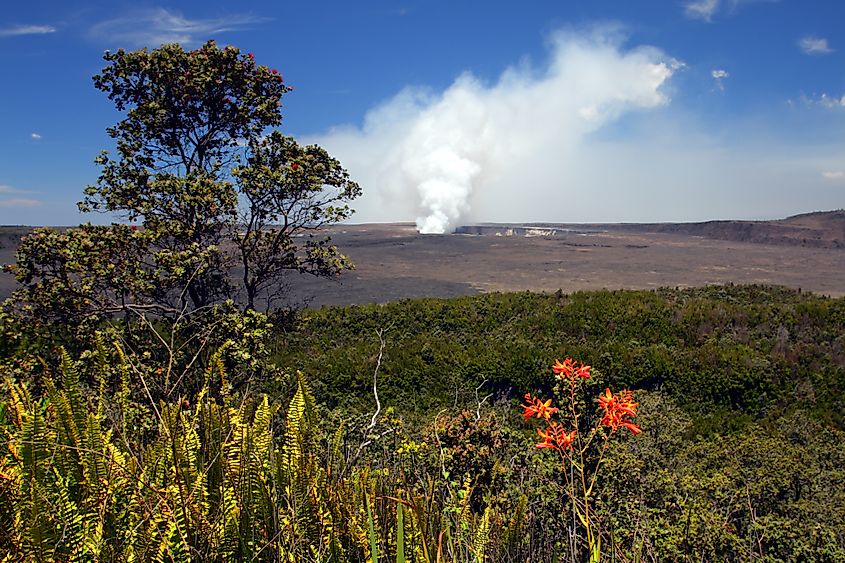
[[273, 285, 845, 430], [2, 285, 844, 561]]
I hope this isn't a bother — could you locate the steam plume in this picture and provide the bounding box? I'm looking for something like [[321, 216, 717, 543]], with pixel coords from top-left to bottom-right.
[[314, 29, 679, 233]]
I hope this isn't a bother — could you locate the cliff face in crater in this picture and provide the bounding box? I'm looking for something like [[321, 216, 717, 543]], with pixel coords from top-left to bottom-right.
[[456, 210, 845, 249], [617, 210, 845, 249]]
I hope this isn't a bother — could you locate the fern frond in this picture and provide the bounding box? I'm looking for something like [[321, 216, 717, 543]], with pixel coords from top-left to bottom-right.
[[92, 332, 111, 418], [4, 377, 31, 429], [471, 506, 492, 563], [330, 421, 346, 480], [282, 375, 308, 483], [59, 347, 88, 439]]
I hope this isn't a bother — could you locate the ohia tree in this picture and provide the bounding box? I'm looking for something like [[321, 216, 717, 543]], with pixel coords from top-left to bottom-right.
[[7, 40, 360, 325]]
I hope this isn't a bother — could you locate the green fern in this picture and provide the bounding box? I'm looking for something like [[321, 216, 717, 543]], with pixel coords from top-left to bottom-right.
[[471, 507, 491, 562], [1, 344, 515, 562]]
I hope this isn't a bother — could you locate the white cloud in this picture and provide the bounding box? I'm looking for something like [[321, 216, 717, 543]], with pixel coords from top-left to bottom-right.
[[684, 0, 720, 21], [822, 171, 845, 180], [711, 69, 729, 90], [308, 28, 845, 228], [821, 94, 845, 108], [311, 29, 679, 232], [0, 198, 41, 208], [89, 8, 269, 48], [802, 93, 845, 109], [807, 94, 845, 109], [0, 184, 41, 206], [685, 0, 778, 21], [798, 36, 833, 55], [30, 133, 42, 140], [0, 24, 56, 37]]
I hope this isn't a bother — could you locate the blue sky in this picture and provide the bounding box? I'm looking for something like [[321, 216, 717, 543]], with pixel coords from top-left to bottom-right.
[[1, 1, 844, 228]]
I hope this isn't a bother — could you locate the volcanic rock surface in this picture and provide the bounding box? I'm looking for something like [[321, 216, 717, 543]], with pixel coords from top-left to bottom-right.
[[2, 211, 843, 308]]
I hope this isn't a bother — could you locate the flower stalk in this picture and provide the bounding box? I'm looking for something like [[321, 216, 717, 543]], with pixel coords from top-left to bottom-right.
[[522, 357, 641, 561]]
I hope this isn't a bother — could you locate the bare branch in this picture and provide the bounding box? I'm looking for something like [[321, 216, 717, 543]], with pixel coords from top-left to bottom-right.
[[474, 379, 493, 422], [346, 327, 389, 472]]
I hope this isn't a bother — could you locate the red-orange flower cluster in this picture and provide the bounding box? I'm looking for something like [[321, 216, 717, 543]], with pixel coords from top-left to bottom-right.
[[552, 358, 591, 381], [598, 388, 641, 434], [520, 356, 642, 560], [522, 393, 559, 421], [536, 421, 577, 451]]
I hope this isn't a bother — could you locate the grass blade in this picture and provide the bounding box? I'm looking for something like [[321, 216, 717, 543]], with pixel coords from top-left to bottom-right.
[[366, 493, 379, 563], [396, 503, 405, 563]]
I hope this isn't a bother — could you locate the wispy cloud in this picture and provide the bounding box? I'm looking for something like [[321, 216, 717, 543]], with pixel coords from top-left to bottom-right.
[[89, 8, 269, 48], [0, 24, 56, 37], [0, 197, 42, 208], [798, 36, 833, 55], [821, 94, 845, 108], [793, 92, 845, 109], [813, 93, 845, 109], [684, 0, 720, 21], [685, 0, 778, 21], [30, 133, 42, 141], [822, 171, 845, 180], [711, 69, 729, 90], [0, 185, 41, 207]]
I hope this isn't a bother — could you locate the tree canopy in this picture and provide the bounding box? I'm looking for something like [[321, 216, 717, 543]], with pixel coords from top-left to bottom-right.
[[8, 40, 360, 324]]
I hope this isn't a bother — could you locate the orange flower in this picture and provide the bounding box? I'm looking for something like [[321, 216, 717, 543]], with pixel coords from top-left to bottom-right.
[[617, 390, 638, 417], [536, 427, 557, 449], [522, 393, 559, 421], [598, 388, 640, 434], [597, 387, 613, 410], [552, 358, 591, 381], [556, 426, 577, 450], [536, 421, 577, 451], [552, 358, 574, 377], [619, 421, 642, 435], [574, 363, 591, 380]]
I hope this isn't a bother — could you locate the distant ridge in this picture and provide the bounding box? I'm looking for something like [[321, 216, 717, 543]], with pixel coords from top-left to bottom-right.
[[3, 211, 844, 249], [610, 210, 845, 249], [456, 210, 845, 249]]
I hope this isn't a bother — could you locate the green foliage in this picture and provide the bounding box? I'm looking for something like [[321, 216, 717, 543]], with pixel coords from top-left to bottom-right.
[[601, 392, 845, 561], [89, 42, 286, 177], [234, 130, 361, 310], [0, 346, 518, 562], [4, 225, 151, 326], [273, 285, 845, 429], [6, 39, 359, 336], [2, 285, 844, 561]]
